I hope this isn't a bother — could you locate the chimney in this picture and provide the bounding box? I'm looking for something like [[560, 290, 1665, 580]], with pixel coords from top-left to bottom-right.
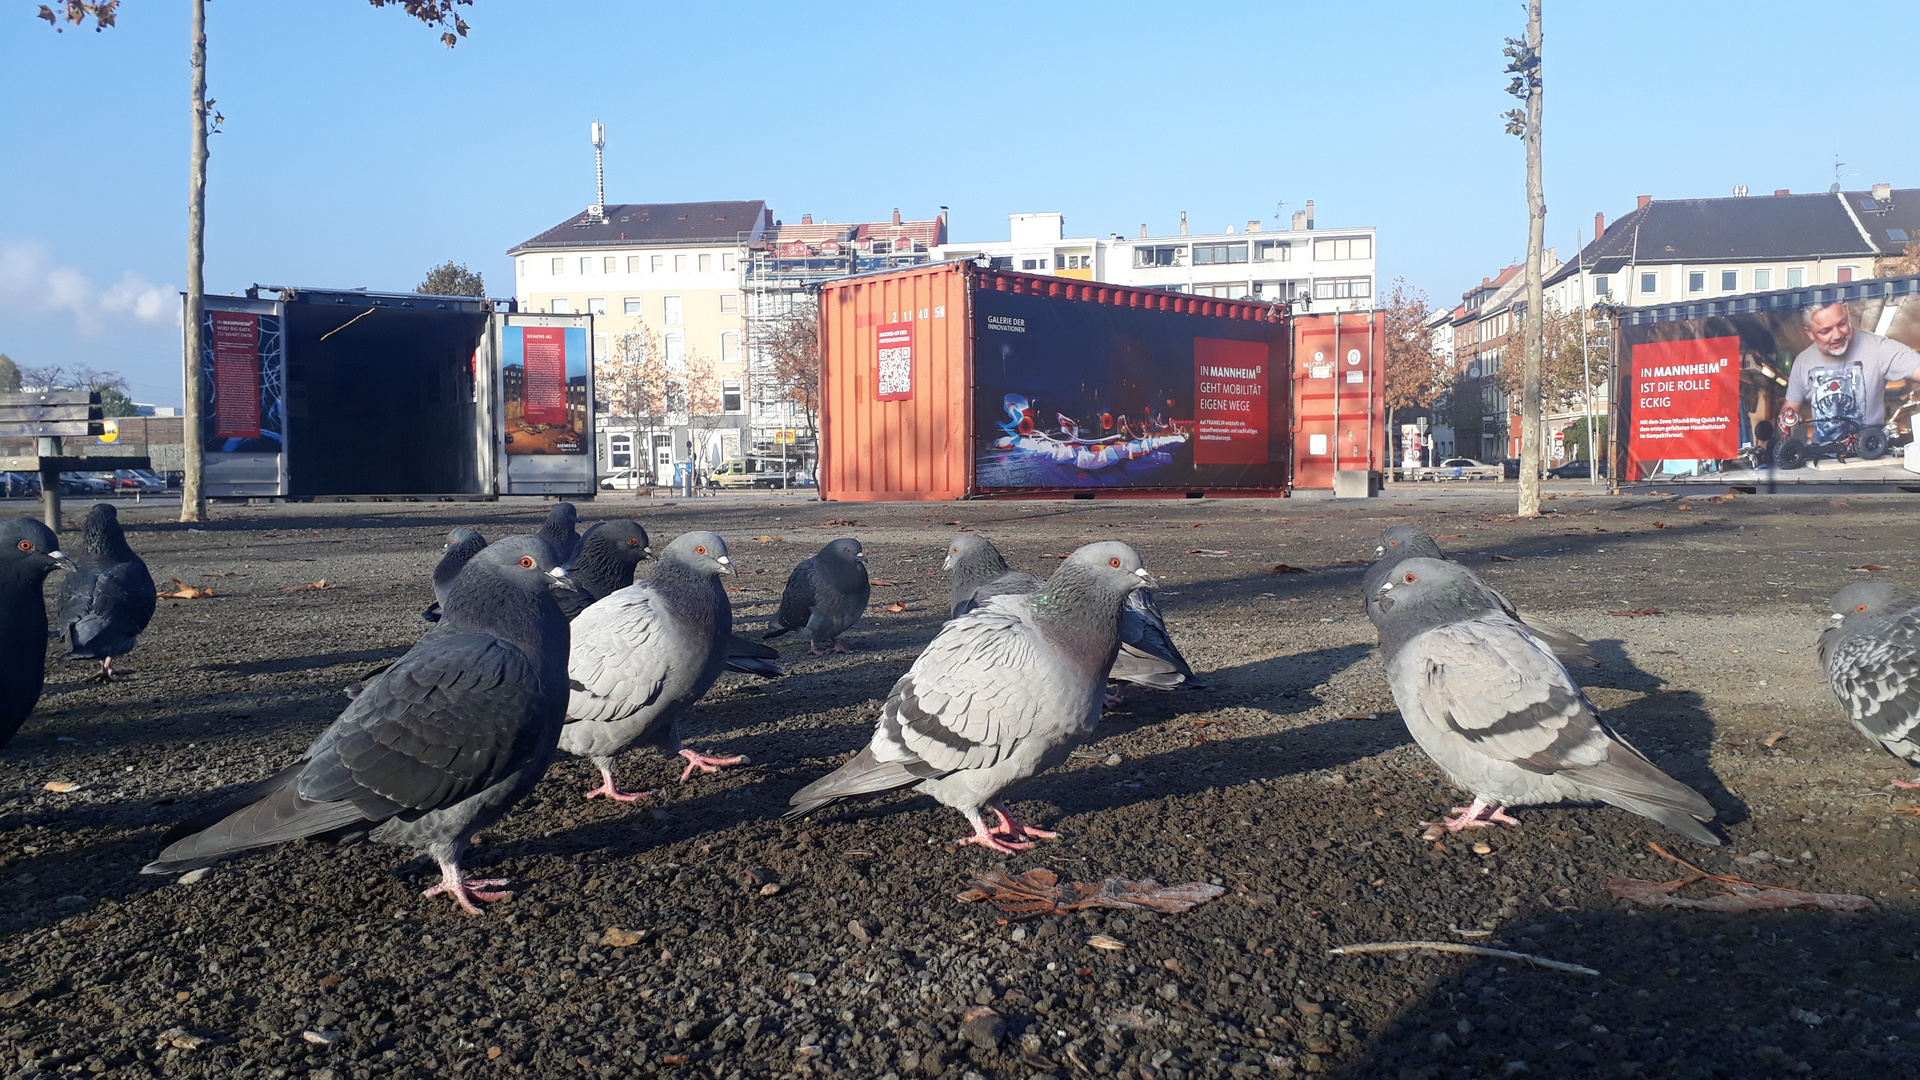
[[1290, 210, 1306, 231], [1140, 224, 1148, 238], [1247, 219, 1262, 233], [892, 208, 901, 225], [1773, 188, 1790, 196], [801, 213, 812, 225], [1594, 212, 1605, 238], [1873, 182, 1892, 204], [1636, 195, 1652, 209], [1179, 211, 1188, 237], [1304, 199, 1315, 228]]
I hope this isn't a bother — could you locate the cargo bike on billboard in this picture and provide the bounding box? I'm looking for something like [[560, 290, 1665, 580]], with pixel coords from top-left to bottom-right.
[[1612, 274, 1920, 488]]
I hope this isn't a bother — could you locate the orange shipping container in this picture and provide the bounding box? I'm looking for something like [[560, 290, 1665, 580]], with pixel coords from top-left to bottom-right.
[[818, 264, 1293, 501]]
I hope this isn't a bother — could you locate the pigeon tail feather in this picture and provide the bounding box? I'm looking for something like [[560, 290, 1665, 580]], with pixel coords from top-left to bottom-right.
[[142, 777, 372, 874], [1518, 613, 1596, 667], [726, 656, 785, 678], [1563, 750, 1720, 845], [1108, 645, 1185, 689], [784, 747, 927, 820]]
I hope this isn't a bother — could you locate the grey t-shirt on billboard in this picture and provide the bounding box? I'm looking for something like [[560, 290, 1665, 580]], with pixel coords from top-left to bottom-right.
[[1787, 329, 1920, 427]]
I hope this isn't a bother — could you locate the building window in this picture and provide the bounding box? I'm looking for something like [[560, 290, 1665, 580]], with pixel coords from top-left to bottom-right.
[[719, 294, 738, 314], [1311, 277, 1371, 300], [609, 434, 633, 469], [1640, 272, 1658, 294], [1837, 266, 1856, 283], [627, 256, 642, 273], [651, 255, 664, 272], [1253, 240, 1290, 262], [623, 297, 642, 315], [588, 297, 607, 316], [1721, 269, 1738, 291], [1312, 236, 1372, 261], [1192, 283, 1250, 299], [722, 252, 736, 271], [1021, 258, 1038, 270], [1786, 266, 1804, 288], [721, 378, 743, 413], [664, 332, 685, 372], [1058, 253, 1091, 270], [1688, 271, 1706, 293], [720, 331, 739, 363], [1592, 274, 1609, 297], [580, 257, 594, 274], [988, 256, 1014, 270], [674, 254, 687, 272], [1193, 243, 1249, 265], [593, 332, 607, 359], [551, 257, 565, 274], [1754, 268, 1772, 290], [664, 295, 683, 325], [550, 297, 572, 314], [1134, 245, 1182, 267], [698, 253, 712, 272], [518, 258, 526, 277], [603, 256, 617, 274], [871, 240, 893, 255], [653, 434, 672, 468]]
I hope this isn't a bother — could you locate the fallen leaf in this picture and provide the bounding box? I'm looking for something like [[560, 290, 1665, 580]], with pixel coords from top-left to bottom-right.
[[1186, 548, 1230, 556], [943, 521, 963, 526], [958, 868, 1226, 916], [1829, 499, 1851, 509], [818, 518, 859, 527], [158, 580, 213, 599], [1606, 843, 1875, 914], [1490, 554, 1518, 562], [301, 1030, 340, 1046], [1848, 565, 1888, 571], [884, 601, 907, 613], [1762, 731, 1788, 748], [155, 1028, 210, 1051], [752, 535, 782, 543], [487, 1048, 503, 1060], [42, 780, 78, 793], [662, 1055, 690, 1066], [599, 927, 643, 948], [868, 579, 900, 586], [317, 974, 344, 988], [1651, 522, 1670, 529], [1087, 934, 1125, 951], [284, 579, 334, 592], [1676, 504, 1695, 510], [1607, 609, 1664, 617], [1267, 563, 1311, 574]]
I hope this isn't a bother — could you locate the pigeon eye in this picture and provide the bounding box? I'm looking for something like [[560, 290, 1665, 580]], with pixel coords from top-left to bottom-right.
[[627, 539, 638, 546], [519, 556, 535, 569], [1389, 541, 1399, 547], [15, 540, 29, 552], [695, 545, 707, 555], [1109, 557, 1122, 568], [1858, 604, 1868, 612], [1403, 572, 1417, 583]]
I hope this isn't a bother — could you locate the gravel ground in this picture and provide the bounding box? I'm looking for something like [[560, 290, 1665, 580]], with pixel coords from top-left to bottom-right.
[[2, 488, 1918, 1080]]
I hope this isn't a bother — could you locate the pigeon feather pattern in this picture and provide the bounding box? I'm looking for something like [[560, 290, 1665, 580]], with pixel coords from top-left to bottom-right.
[[1819, 583, 1920, 767], [56, 503, 156, 680], [1363, 525, 1593, 668], [765, 538, 869, 653], [1373, 557, 1718, 845], [0, 518, 73, 747], [538, 502, 582, 566]]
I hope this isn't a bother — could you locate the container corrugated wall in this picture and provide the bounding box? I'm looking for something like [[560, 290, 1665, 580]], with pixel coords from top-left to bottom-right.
[[1291, 311, 1386, 490], [819, 263, 973, 500]]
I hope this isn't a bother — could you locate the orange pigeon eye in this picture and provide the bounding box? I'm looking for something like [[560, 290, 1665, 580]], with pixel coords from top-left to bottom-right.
[[1389, 540, 1399, 546], [1858, 604, 1868, 612], [15, 540, 29, 552], [519, 556, 535, 569], [1404, 572, 1417, 583], [695, 545, 707, 555], [627, 539, 639, 546], [1109, 557, 1121, 567]]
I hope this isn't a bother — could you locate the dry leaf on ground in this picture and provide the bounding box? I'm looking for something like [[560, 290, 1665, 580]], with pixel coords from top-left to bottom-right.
[[752, 535, 782, 543], [1605, 843, 1875, 914], [884, 601, 907, 613], [1848, 565, 1888, 571], [869, 579, 900, 586], [598, 927, 643, 948], [956, 868, 1226, 916], [43, 781, 78, 793], [284, 579, 333, 592], [817, 519, 859, 527], [1266, 564, 1311, 574], [1607, 609, 1664, 617], [158, 580, 213, 599]]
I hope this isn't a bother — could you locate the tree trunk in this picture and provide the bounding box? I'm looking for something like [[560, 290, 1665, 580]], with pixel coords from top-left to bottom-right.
[[180, 0, 208, 523], [1516, 0, 1546, 518]]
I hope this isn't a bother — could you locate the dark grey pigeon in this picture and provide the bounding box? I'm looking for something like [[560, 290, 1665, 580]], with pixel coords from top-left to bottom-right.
[[765, 537, 869, 654], [944, 533, 1201, 690], [1363, 525, 1593, 668], [1820, 582, 1920, 785], [1370, 557, 1719, 845], [420, 527, 488, 623], [55, 503, 155, 682], [538, 502, 582, 566], [0, 519, 73, 747], [144, 543, 579, 914], [788, 541, 1153, 852], [560, 532, 741, 800]]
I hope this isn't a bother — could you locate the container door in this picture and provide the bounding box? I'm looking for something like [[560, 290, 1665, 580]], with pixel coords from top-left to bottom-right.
[[493, 311, 596, 495], [196, 294, 289, 497]]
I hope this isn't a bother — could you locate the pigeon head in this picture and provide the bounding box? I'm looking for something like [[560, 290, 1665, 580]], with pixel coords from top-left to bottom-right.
[[80, 503, 134, 558], [1372, 525, 1443, 563], [544, 502, 579, 529], [943, 532, 1007, 576], [824, 538, 865, 564], [0, 518, 73, 579], [1369, 557, 1499, 624], [574, 519, 650, 569], [661, 532, 734, 576], [1036, 542, 1152, 609], [466, 540, 577, 593], [1828, 582, 1920, 628], [444, 527, 486, 556]]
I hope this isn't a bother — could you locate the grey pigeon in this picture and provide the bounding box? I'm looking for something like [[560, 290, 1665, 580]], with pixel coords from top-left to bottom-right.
[[787, 541, 1154, 852], [143, 543, 578, 914], [420, 527, 488, 622], [1363, 525, 1594, 668], [538, 501, 582, 565], [765, 537, 869, 654], [55, 503, 155, 682], [0, 519, 73, 747], [944, 533, 1201, 690], [560, 532, 742, 800], [1820, 582, 1920, 785], [1369, 557, 1719, 844]]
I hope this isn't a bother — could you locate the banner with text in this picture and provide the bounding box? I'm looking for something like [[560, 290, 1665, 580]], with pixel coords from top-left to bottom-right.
[[198, 307, 285, 454], [503, 325, 588, 455], [1193, 338, 1269, 465], [876, 322, 914, 400]]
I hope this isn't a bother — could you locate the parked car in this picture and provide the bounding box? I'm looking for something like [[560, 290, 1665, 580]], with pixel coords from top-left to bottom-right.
[[58, 474, 113, 496], [1546, 459, 1607, 479], [1424, 457, 1502, 482], [599, 467, 653, 491], [710, 458, 801, 489], [2, 472, 42, 499], [1499, 458, 1546, 480], [110, 469, 167, 495]]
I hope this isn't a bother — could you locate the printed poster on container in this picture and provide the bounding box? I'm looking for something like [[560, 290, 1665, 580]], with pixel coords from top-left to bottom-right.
[[210, 311, 262, 439], [876, 322, 914, 400], [503, 325, 588, 455], [1193, 337, 1269, 465], [1628, 336, 1739, 464]]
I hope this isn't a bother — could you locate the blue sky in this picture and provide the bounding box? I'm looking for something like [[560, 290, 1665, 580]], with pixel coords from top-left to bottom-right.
[[5, 1, 1917, 406]]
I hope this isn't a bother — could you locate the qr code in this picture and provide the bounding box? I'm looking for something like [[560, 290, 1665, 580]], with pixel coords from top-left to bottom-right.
[[877, 346, 911, 396]]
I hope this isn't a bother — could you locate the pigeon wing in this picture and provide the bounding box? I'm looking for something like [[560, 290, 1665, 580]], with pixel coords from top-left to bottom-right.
[[769, 557, 818, 635], [57, 558, 156, 656], [566, 586, 672, 724], [1825, 612, 1920, 761], [1117, 588, 1201, 685], [872, 605, 1046, 775]]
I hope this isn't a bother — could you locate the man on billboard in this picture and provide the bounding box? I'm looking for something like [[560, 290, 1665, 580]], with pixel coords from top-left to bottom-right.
[[1782, 301, 1920, 440]]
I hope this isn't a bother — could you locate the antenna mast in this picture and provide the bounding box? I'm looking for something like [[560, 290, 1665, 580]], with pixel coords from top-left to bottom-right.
[[590, 121, 607, 221]]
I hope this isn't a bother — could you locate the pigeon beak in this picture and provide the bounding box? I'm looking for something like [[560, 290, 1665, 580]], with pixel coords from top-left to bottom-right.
[[942, 552, 955, 571], [546, 565, 581, 592], [716, 555, 735, 575], [854, 551, 867, 560], [1829, 612, 1844, 621], [47, 549, 75, 571], [1132, 566, 1158, 589]]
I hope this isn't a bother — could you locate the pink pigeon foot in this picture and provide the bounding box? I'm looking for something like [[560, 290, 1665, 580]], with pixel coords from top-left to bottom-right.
[[90, 657, 114, 683], [808, 644, 825, 656], [421, 863, 513, 915], [1103, 692, 1125, 707], [831, 642, 855, 654], [678, 748, 747, 782], [583, 762, 647, 802], [989, 805, 1058, 843], [957, 811, 1034, 853], [1427, 797, 1522, 832]]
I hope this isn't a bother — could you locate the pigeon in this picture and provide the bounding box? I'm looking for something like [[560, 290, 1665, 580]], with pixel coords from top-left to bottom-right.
[[420, 527, 488, 622], [538, 501, 582, 566], [765, 538, 869, 655], [143, 543, 579, 914], [944, 532, 1202, 691], [787, 541, 1154, 853], [560, 531, 742, 800], [1363, 525, 1594, 668], [55, 503, 156, 682], [1819, 582, 1920, 786], [1369, 557, 1719, 844], [0, 519, 73, 747]]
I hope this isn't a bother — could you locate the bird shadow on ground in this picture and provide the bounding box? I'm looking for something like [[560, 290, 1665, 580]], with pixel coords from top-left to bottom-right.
[[195, 646, 408, 678]]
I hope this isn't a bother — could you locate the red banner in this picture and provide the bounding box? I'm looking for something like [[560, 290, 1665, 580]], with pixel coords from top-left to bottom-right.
[[1629, 336, 1739, 462], [876, 322, 914, 400], [209, 311, 260, 439], [1193, 337, 1269, 465], [520, 326, 569, 425]]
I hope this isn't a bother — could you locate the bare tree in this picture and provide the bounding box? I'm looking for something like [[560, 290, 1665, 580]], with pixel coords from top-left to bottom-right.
[[1379, 279, 1453, 467], [1503, 1, 1545, 516]]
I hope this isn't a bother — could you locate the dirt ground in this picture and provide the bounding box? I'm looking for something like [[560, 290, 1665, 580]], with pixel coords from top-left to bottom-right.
[[2, 486, 1918, 1080]]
